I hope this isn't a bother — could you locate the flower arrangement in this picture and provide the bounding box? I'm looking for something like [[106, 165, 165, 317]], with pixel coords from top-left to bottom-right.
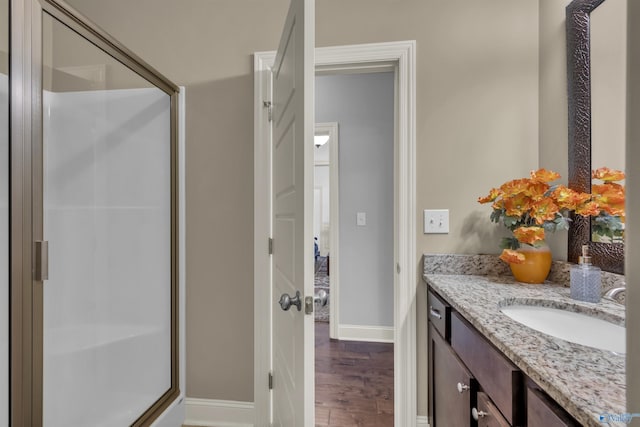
[[591, 168, 626, 243], [477, 167, 625, 264]]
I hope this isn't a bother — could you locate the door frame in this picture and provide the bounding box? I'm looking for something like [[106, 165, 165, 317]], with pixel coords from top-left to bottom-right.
[[254, 40, 416, 426], [313, 122, 339, 339]]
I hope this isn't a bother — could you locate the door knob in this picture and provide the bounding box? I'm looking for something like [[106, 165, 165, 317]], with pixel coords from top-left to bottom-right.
[[279, 291, 302, 311], [314, 290, 328, 307], [472, 407, 488, 421]]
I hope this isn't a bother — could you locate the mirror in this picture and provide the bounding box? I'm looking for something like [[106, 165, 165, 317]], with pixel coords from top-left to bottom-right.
[[591, 0, 626, 244], [566, 0, 625, 274]]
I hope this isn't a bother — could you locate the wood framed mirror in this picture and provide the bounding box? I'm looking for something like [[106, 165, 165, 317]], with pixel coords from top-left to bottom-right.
[[566, 0, 625, 274]]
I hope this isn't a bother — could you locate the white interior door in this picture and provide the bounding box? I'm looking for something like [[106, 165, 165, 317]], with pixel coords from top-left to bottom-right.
[[271, 0, 314, 425]]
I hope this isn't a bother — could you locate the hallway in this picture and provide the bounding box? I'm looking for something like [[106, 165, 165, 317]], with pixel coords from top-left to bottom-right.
[[315, 322, 394, 426]]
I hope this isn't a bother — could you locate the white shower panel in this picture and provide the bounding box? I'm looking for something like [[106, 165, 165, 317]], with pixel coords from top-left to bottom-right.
[[43, 87, 172, 426]]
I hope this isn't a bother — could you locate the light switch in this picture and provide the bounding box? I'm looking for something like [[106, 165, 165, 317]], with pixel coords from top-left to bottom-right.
[[424, 209, 449, 234], [356, 212, 367, 226]]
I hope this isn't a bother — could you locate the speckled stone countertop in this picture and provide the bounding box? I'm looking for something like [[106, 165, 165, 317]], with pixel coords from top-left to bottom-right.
[[423, 254, 626, 427]]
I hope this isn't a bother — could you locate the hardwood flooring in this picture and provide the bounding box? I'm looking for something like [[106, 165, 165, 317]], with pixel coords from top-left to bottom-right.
[[185, 321, 394, 427], [315, 321, 394, 426]]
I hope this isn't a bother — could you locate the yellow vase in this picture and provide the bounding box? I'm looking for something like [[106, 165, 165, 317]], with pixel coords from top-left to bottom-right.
[[509, 242, 552, 284]]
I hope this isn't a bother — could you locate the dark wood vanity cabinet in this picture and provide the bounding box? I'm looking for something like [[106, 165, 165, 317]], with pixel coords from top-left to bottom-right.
[[527, 387, 580, 427], [430, 324, 475, 427], [451, 312, 524, 425], [475, 392, 511, 427], [427, 287, 581, 427]]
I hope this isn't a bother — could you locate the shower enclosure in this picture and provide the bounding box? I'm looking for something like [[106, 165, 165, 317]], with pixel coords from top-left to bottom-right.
[[7, 0, 181, 425]]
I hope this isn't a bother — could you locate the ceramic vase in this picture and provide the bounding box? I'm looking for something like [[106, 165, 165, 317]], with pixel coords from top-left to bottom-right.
[[509, 241, 552, 284]]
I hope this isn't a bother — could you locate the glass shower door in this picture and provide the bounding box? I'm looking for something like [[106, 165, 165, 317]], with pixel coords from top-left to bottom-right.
[[41, 12, 174, 427], [0, 0, 8, 424]]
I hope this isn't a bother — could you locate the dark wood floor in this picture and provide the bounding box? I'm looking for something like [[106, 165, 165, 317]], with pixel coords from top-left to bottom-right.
[[315, 321, 394, 426]]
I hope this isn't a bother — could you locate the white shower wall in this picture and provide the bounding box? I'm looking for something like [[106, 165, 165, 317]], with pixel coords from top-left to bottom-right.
[[43, 87, 172, 426]]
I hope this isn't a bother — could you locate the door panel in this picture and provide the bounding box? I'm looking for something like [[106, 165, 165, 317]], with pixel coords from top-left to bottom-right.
[[271, 0, 314, 425], [41, 13, 172, 427]]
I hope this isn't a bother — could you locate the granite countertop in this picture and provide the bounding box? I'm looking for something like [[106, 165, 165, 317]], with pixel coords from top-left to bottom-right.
[[423, 254, 626, 427]]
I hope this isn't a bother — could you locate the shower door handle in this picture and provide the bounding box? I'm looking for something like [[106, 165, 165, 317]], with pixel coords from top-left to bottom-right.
[[35, 240, 49, 281]]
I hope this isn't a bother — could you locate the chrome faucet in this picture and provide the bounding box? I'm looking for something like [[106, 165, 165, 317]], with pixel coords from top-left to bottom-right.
[[604, 287, 626, 299]]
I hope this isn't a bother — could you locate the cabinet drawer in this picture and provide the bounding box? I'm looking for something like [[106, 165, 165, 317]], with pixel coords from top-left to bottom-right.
[[528, 387, 579, 427], [431, 324, 475, 427], [428, 289, 451, 340], [475, 392, 511, 427], [451, 312, 523, 425]]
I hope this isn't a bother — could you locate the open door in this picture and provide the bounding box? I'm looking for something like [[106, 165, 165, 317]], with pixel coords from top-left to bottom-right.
[[270, 0, 315, 425]]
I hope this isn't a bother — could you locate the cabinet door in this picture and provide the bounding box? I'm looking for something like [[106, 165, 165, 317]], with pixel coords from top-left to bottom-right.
[[528, 388, 579, 427], [475, 392, 511, 427], [431, 325, 474, 427]]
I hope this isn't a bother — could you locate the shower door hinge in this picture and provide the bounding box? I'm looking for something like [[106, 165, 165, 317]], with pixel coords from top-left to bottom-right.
[[263, 101, 273, 122], [268, 237, 273, 255], [34, 240, 49, 281], [268, 371, 274, 390]]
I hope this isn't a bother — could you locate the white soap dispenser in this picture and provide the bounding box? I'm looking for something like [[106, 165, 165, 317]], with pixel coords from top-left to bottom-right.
[[570, 244, 601, 303]]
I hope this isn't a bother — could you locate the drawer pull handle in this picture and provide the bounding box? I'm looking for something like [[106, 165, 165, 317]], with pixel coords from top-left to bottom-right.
[[472, 407, 488, 420], [429, 306, 442, 320], [457, 382, 470, 393]]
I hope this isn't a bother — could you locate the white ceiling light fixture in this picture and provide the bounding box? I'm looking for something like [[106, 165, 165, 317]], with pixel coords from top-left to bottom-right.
[[314, 135, 330, 147]]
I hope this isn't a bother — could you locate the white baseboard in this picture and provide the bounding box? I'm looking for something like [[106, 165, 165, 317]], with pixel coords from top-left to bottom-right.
[[416, 415, 430, 427], [151, 395, 185, 427], [338, 324, 394, 343], [184, 398, 254, 427]]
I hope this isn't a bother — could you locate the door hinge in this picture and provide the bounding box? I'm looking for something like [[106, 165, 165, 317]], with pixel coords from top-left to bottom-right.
[[268, 371, 274, 390], [34, 240, 49, 281], [263, 101, 273, 122], [268, 237, 273, 255]]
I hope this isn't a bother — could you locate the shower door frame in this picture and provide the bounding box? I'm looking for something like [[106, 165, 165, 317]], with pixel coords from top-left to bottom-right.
[[10, 0, 181, 425]]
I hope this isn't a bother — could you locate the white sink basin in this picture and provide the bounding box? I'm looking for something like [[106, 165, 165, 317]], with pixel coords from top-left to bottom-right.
[[500, 304, 626, 354]]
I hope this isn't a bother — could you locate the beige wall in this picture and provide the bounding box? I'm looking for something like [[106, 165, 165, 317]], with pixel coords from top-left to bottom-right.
[[1, 0, 7, 74], [538, 0, 571, 259], [64, 0, 539, 413], [627, 0, 640, 422]]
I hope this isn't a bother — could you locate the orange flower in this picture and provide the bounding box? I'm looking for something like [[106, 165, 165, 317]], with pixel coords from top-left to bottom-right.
[[530, 199, 559, 225], [592, 167, 625, 182], [513, 226, 546, 245], [503, 193, 532, 217], [592, 183, 625, 216], [551, 186, 591, 210], [593, 183, 625, 201], [530, 168, 561, 183], [500, 178, 531, 197], [575, 201, 601, 217], [492, 199, 505, 211], [524, 181, 550, 201], [499, 249, 526, 264], [478, 188, 502, 204]]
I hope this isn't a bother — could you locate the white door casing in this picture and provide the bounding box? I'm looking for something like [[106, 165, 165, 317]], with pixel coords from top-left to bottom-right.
[[270, 0, 315, 425], [254, 41, 416, 426], [314, 122, 339, 339]]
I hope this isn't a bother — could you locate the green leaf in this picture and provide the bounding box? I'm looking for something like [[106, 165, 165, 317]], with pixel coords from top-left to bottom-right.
[[500, 237, 520, 250]]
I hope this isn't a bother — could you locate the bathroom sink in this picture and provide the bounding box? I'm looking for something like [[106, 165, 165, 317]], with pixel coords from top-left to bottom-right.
[[500, 304, 625, 354]]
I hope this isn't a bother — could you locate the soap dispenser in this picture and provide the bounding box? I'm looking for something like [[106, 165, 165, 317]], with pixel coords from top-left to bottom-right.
[[570, 244, 601, 303]]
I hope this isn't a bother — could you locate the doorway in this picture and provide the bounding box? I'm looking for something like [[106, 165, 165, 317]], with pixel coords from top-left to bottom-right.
[[313, 71, 395, 425], [253, 40, 416, 426]]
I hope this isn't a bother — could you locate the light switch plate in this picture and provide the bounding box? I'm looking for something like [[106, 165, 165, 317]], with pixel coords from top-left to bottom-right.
[[357, 212, 366, 226], [424, 209, 449, 234]]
